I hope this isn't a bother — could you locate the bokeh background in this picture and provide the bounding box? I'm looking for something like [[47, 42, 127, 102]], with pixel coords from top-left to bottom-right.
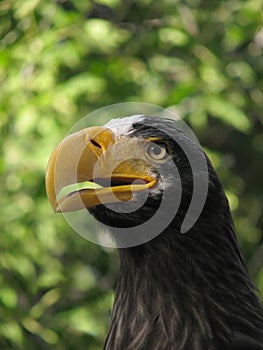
[[1, 0, 263, 349]]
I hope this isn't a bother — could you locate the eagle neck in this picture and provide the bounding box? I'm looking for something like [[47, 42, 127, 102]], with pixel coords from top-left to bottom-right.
[[104, 213, 263, 349]]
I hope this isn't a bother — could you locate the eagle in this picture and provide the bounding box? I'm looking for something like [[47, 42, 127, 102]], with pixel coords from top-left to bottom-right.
[[46, 115, 263, 350]]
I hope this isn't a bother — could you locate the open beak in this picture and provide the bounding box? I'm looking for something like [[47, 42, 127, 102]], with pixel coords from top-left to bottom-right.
[[46, 126, 157, 212]]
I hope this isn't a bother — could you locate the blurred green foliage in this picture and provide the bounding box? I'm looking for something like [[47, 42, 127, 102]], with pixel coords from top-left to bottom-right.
[[1, 0, 263, 348]]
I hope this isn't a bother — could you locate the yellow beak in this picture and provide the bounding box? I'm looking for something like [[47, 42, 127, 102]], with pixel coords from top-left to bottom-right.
[[46, 126, 157, 212]]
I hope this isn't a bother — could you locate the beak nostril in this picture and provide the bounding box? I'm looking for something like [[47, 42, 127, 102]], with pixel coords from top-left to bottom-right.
[[90, 139, 102, 149]]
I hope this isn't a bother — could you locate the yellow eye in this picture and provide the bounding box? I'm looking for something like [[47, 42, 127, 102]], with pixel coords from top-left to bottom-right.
[[147, 143, 167, 160]]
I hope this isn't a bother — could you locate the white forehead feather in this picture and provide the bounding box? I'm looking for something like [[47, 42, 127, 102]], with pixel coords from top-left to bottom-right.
[[104, 114, 146, 136]]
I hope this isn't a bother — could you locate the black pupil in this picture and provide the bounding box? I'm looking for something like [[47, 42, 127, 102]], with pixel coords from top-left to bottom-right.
[[152, 145, 162, 155]]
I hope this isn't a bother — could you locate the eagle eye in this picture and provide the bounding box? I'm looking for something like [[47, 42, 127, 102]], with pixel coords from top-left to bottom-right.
[[147, 142, 168, 160]]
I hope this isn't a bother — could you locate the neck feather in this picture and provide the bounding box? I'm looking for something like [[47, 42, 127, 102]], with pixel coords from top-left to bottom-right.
[[104, 206, 263, 350]]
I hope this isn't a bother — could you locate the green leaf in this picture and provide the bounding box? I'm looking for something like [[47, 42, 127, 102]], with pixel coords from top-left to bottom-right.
[[0, 322, 23, 345], [206, 96, 251, 132], [0, 288, 17, 309]]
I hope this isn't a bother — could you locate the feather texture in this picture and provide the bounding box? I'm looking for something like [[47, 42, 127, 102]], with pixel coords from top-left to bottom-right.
[[89, 116, 263, 350]]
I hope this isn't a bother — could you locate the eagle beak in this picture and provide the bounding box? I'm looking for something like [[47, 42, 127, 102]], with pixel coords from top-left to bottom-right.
[[46, 126, 157, 212]]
